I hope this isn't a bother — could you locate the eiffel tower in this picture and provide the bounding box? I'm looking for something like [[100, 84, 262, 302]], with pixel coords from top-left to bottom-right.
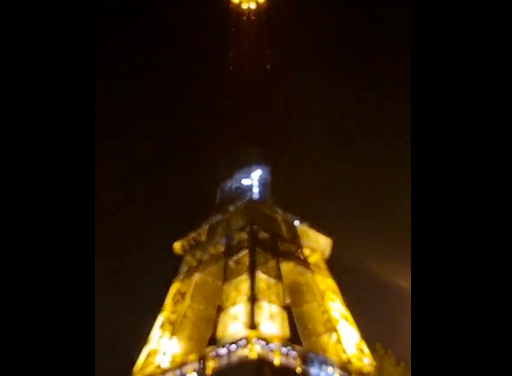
[[132, 165, 375, 376], [133, 2, 375, 376]]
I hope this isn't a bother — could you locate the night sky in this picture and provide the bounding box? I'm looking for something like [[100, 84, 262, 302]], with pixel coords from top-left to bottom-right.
[[95, 0, 411, 375]]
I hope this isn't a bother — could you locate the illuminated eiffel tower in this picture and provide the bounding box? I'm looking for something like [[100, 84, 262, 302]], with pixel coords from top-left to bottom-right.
[[133, 2, 375, 376], [132, 165, 375, 376]]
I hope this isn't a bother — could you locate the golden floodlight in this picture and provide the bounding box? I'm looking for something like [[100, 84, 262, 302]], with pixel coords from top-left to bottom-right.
[[249, 2, 257, 9]]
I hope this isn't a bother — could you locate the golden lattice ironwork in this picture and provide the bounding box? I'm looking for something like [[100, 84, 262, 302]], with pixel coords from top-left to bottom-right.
[[133, 195, 375, 376]]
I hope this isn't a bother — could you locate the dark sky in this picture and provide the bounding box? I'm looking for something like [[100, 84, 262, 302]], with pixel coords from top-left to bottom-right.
[[95, 0, 411, 375]]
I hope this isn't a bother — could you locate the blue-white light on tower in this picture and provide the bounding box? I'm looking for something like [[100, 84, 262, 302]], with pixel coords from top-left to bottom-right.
[[237, 169, 264, 200], [251, 169, 262, 179], [250, 169, 263, 199], [309, 365, 332, 376]]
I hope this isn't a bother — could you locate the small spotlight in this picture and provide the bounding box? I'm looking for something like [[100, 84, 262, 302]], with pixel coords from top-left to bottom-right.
[[249, 2, 257, 9], [294, 220, 301, 226], [257, 0, 265, 3], [241, 178, 253, 186], [241, 2, 249, 9]]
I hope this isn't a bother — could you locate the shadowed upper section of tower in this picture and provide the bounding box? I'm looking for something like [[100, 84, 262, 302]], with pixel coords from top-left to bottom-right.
[[172, 199, 332, 262]]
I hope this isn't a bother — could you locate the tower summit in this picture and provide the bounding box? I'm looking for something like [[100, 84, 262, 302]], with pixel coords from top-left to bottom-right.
[[216, 165, 271, 208], [132, 166, 376, 376], [228, 0, 271, 77]]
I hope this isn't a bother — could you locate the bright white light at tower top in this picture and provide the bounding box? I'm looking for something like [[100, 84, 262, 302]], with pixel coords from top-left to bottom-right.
[[251, 169, 263, 179], [240, 169, 263, 199], [293, 220, 301, 226], [250, 169, 263, 199]]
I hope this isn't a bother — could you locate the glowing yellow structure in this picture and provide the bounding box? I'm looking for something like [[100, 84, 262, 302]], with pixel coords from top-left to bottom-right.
[[231, 0, 266, 12], [133, 167, 375, 376]]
